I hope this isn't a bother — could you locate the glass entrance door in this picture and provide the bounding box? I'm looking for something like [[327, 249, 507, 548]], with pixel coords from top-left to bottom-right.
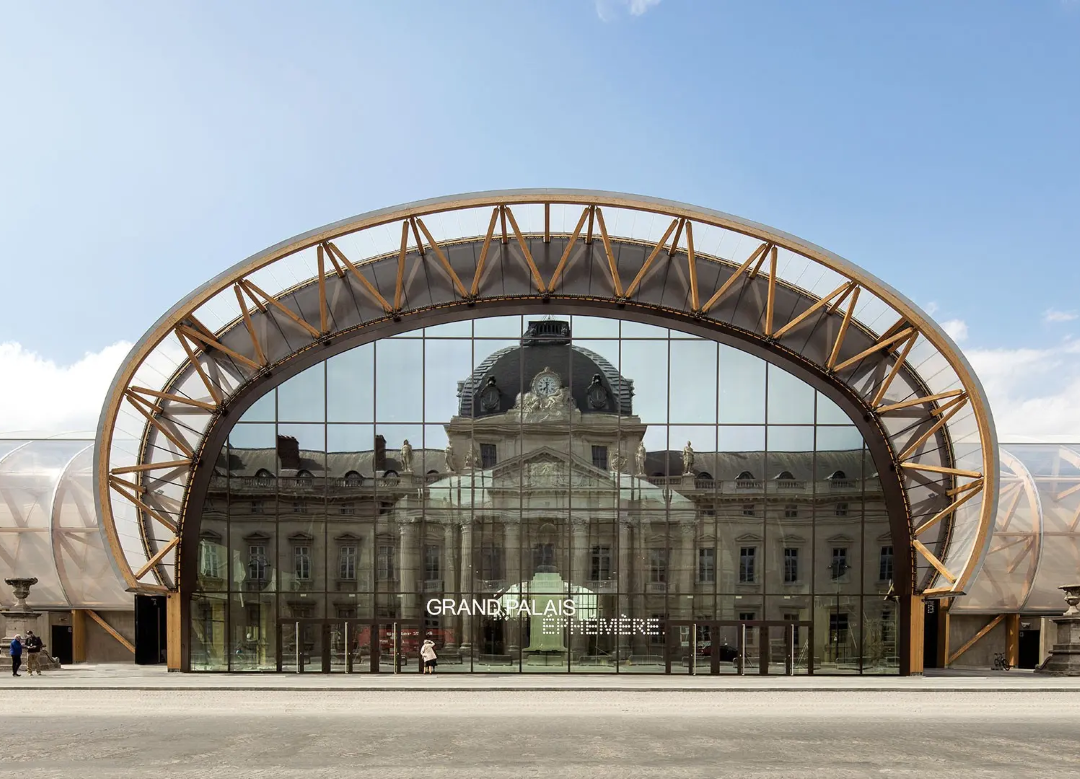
[[665, 620, 813, 675], [278, 619, 423, 673]]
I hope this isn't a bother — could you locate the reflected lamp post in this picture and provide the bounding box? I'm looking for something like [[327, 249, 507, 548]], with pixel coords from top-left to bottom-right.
[[828, 558, 850, 665]]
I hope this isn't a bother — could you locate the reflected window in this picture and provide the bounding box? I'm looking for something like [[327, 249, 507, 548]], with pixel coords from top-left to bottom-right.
[[248, 545, 268, 582], [377, 543, 396, 581], [590, 545, 611, 581], [294, 545, 311, 581], [199, 539, 222, 578], [480, 444, 497, 469], [783, 548, 799, 583], [532, 543, 555, 574], [591, 446, 608, 471], [742, 504, 756, 517], [775, 471, 795, 481], [424, 545, 441, 582], [339, 545, 357, 580], [879, 546, 894, 582], [736, 471, 755, 481], [831, 548, 849, 580], [649, 549, 667, 584], [881, 609, 894, 644], [292, 501, 306, 514], [255, 468, 274, 484], [835, 502, 848, 517], [344, 470, 362, 486], [784, 505, 799, 518], [251, 501, 264, 515], [339, 502, 355, 515], [697, 547, 715, 583], [739, 547, 756, 584], [738, 611, 756, 622]]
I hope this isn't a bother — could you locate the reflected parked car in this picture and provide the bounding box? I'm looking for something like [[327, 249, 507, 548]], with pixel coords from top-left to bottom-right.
[[695, 641, 739, 662]]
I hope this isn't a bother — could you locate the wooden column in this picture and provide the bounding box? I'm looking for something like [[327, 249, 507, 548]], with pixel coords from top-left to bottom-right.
[[901, 595, 924, 675], [1005, 613, 1020, 668], [71, 609, 86, 663], [166, 591, 186, 672]]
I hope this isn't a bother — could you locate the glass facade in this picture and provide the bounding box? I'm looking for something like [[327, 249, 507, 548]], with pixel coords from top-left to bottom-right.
[[190, 315, 898, 674]]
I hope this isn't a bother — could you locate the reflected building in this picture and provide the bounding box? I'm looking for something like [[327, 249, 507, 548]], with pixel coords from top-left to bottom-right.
[[189, 318, 899, 673]]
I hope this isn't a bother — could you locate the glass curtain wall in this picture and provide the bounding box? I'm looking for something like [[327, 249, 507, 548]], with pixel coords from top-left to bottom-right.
[[190, 315, 896, 674]]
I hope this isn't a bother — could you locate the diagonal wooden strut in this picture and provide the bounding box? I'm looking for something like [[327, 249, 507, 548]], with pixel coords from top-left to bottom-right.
[[238, 279, 320, 339], [233, 284, 268, 366], [625, 218, 679, 299], [134, 536, 180, 580], [323, 242, 393, 314], [772, 281, 855, 340], [826, 287, 861, 369], [913, 539, 957, 584], [502, 206, 546, 294], [546, 207, 591, 292], [414, 217, 469, 298], [471, 207, 501, 297], [698, 242, 772, 316], [833, 327, 915, 373], [913, 482, 983, 536], [685, 221, 699, 311], [870, 332, 918, 407], [593, 207, 624, 297]]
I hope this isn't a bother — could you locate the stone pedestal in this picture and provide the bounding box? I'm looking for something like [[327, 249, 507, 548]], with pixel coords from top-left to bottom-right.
[[2, 577, 59, 669], [1036, 584, 1080, 676]]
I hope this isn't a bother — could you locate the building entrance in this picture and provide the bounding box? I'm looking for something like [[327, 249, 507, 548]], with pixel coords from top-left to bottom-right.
[[277, 620, 422, 673], [666, 620, 813, 675]]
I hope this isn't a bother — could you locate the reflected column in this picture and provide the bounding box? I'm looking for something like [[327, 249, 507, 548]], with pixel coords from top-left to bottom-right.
[[678, 522, 696, 620], [459, 518, 474, 656], [504, 517, 521, 655], [442, 520, 458, 651], [617, 516, 633, 660], [571, 516, 590, 657], [399, 517, 419, 620]]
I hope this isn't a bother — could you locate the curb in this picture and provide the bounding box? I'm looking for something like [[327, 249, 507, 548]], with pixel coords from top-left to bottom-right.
[[3, 685, 1077, 693]]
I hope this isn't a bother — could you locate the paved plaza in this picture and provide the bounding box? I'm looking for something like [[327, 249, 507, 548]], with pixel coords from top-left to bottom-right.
[[1, 683, 1079, 777]]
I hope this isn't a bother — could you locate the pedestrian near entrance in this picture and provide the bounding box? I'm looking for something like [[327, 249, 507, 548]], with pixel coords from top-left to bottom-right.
[[24, 630, 44, 676], [9, 634, 22, 677], [421, 639, 437, 674]]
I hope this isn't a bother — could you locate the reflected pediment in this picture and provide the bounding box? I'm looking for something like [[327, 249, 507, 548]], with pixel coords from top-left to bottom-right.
[[490, 447, 613, 490]]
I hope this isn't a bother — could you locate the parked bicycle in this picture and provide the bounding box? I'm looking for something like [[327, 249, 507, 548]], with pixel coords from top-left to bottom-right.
[[992, 652, 1011, 671]]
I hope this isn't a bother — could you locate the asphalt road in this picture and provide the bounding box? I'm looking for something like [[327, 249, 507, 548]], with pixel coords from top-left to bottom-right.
[[1, 690, 1078, 778]]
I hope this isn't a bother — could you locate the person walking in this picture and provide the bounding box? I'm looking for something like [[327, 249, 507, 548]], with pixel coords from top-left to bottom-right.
[[9, 634, 22, 677], [420, 639, 437, 675], [24, 630, 44, 676]]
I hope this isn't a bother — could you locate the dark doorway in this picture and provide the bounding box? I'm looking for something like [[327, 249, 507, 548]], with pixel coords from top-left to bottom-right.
[[1018, 624, 1041, 669], [51, 624, 73, 665], [922, 600, 941, 668], [134, 595, 167, 665]]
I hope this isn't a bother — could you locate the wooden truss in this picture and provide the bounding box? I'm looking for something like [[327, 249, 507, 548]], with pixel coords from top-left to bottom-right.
[[98, 193, 996, 596]]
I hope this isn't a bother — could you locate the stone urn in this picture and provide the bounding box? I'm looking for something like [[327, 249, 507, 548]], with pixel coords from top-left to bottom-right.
[[4, 577, 39, 613], [3, 577, 43, 661], [1035, 584, 1080, 676], [1060, 584, 1080, 617]]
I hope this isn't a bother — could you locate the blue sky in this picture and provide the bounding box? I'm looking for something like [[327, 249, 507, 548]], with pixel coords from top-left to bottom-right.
[[1, 1, 1078, 438]]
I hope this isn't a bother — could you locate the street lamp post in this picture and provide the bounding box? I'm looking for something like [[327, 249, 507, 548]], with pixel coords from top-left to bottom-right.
[[829, 559, 850, 666]]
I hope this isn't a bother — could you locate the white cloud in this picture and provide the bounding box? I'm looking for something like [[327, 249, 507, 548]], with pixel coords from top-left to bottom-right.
[[595, 0, 662, 21], [967, 338, 1080, 441], [1043, 308, 1078, 324], [0, 341, 132, 436], [941, 319, 968, 343]]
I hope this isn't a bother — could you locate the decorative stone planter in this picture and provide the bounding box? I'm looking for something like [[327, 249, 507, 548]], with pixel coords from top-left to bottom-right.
[[1035, 584, 1080, 676]]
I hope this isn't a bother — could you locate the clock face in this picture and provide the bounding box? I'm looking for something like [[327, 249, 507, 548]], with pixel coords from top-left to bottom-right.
[[533, 373, 560, 397]]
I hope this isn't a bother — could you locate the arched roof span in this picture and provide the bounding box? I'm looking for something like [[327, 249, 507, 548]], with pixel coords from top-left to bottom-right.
[[93, 189, 999, 599], [0, 439, 130, 609]]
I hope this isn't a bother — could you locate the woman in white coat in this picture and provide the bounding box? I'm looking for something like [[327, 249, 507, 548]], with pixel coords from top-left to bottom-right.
[[420, 640, 438, 674]]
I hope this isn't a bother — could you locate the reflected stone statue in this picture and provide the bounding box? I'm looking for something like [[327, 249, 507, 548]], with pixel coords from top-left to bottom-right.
[[463, 445, 479, 471], [444, 441, 456, 474], [400, 439, 413, 473], [682, 441, 695, 475], [635, 441, 647, 476], [610, 451, 627, 477]]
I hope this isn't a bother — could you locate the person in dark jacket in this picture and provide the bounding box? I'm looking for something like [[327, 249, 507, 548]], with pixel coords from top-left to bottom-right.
[[9, 634, 22, 677], [24, 630, 44, 676]]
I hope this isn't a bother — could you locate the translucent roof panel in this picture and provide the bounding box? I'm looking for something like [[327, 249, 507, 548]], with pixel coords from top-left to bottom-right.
[[0, 439, 131, 610]]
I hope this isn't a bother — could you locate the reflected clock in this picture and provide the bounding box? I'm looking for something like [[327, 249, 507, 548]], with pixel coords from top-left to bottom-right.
[[531, 368, 561, 397]]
